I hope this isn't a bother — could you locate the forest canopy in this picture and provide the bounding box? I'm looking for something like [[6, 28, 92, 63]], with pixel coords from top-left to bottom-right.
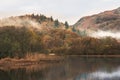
[[0, 26, 120, 58]]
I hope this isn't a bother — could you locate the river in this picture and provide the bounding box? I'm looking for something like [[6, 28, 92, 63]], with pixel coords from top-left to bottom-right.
[[0, 56, 120, 80]]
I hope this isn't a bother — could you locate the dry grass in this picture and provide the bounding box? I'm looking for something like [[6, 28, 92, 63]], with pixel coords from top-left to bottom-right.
[[25, 53, 63, 61], [0, 53, 64, 70]]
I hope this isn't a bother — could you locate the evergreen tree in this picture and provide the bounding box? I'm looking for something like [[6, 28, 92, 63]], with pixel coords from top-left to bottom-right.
[[54, 19, 59, 27], [65, 21, 69, 29], [50, 16, 53, 21], [77, 30, 81, 35], [40, 14, 46, 21], [72, 27, 76, 32]]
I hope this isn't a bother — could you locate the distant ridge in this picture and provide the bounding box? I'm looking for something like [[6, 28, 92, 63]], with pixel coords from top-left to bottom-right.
[[74, 7, 120, 32]]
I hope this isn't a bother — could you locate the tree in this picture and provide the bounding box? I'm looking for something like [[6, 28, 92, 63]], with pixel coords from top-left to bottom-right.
[[54, 19, 59, 27], [65, 21, 69, 29], [40, 14, 47, 21], [50, 16, 53, 21], [72, 27, 76, 32]]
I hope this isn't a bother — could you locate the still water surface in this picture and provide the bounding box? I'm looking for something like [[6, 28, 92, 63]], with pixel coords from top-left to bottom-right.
[[0, 57, 120, 80]]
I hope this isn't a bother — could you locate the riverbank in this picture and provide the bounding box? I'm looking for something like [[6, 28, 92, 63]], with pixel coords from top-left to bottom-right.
[[0, 54, 120, 70], [67, 55, 120, 58], [0, 54, 64, 70]]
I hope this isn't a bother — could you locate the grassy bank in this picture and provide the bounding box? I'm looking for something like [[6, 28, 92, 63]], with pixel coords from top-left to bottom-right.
[[0, 54, 64, 70]]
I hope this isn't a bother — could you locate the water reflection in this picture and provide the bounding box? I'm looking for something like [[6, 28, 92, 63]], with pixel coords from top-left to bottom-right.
[[90, 68, 120, 79], [0, 68, 44, 80], [75, 68, 120, 80], [0, 57, 120, 80], [0, 70, 11, 80]]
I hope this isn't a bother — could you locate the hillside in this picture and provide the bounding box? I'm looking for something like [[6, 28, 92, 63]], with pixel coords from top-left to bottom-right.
[[0, 11, 120, 58], [0, 14, 67, 31], [74, 7, 120, 32]]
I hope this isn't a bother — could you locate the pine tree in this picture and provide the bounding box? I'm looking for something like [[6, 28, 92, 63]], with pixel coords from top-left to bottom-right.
[[72, 27, 76, 32], [54, 19, 59, 27], [50, 16, 53, 21], [65, 21, 69, 29]]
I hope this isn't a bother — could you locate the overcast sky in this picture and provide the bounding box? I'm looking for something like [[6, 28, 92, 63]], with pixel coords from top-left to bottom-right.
[[0, 0, 120, 24]]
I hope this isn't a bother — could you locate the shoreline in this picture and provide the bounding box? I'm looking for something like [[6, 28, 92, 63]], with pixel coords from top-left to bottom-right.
[[0, 55, 63, 67], [0, 55, 120, 70], [67, 55, 120, 58]]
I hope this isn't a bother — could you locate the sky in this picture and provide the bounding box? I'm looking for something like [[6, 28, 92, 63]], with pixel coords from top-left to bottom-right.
[[0, 0, 120, 25]]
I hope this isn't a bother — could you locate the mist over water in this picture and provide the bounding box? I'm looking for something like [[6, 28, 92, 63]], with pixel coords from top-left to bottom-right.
[[90, 30, 120, 39]]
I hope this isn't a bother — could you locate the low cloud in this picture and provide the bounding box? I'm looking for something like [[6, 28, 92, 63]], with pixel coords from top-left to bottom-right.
[[90, 30, 120, 39], [0, 17, 41, 29]]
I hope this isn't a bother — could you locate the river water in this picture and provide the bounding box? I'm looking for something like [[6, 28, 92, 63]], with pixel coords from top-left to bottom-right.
[[0, 57, 120, 80]]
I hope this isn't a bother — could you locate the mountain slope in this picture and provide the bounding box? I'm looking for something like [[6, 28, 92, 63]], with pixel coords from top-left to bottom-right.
[[74, 7, 120, 32]]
